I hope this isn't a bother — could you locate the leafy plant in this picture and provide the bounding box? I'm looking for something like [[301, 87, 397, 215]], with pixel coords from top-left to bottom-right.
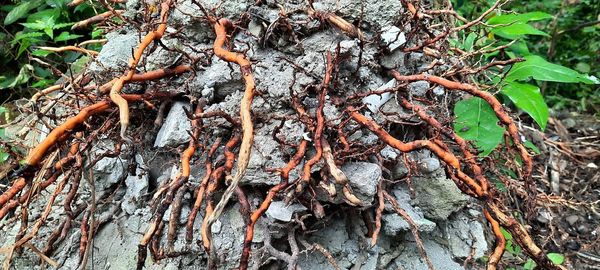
[[501, 227, 566, 269], [0, 106, 10, 164], [0, 0, 104, 101], [450, 7, 598, 156]]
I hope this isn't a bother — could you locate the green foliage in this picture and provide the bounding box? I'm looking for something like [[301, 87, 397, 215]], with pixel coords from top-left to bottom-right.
[[506, 0, 600, 113], [451, 1, 599, 157], [523, 253, 565, 270], [0, 106, 9, 164], [506, 55, 599, 84], [3, 0, 45, 26], [0, 0, 105, 101], [500, 227, 522, 256], [501, 227, 565, 269], [501, 82, 548, 129], [454, 97, 505, 156], [488, 12, 553, 39]]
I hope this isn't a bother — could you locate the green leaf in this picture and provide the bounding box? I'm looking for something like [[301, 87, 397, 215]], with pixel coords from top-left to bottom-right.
[[27, 8, 61, 23], [547, 253, 565, 265], [53, 22, 74, 29], [506, 55, 600, 84], [21, 21, 46, 30], [21, 16, 56, 39], [0, 150, 9, 164], [4, 2, 34, 25], [500, 227, 513, 241], [31, 49, 52, 57], [91, 28, 104, 39], [508, 40, 530, 56], [492, 23, 550, 39], [54, 31, 82, 42], [454, 97, 505, 156], [464, 32, 477, 52], [575, 63, 591, 73], [71, 56, 90, 74], [0, 64, 34, 89], [523, 141, 541, 155], [523, 259, 536, 270], [11, 32, 45, 45], [31, 79, 54, 88], [488, 12, 553, 25], [501, 82, 549, 130]]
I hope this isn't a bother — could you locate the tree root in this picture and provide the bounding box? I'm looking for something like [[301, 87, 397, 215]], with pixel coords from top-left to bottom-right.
[[239, 140, 308, 270], [0, 2, 568, 269], [109, 0, 173, 140], [138, 101, 204, 269], [383, 190, 434, 270], [204, 18, 257, 247], [348, 108, 564, 270]]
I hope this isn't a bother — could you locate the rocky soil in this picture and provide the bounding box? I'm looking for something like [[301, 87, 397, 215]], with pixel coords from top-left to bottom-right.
[[2, 0, 575, 269]]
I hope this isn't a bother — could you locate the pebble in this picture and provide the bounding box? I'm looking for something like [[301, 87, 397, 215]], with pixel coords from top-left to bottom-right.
[[565, 215, 580, 226]]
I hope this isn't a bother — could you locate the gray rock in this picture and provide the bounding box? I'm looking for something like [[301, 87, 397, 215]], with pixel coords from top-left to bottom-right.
[[122, 155, 149, 215], [299, 216, 360, 270], [87, 215, 148, 269], [343, 162, 381, 204], [145, 36, 182, 71], [565, 214, 580, 226], [383, 213, 436, 235], [417, 157, 441, 174], [433, 86, 445, 96], [392, 236, 463, 270], [189, 55, 242, 99], [336, 39, 359, 56], [266, 201, 308, 222], [408, 81, 430, 97], [89, 30, 139, 75], [380, 145, 400, 161], [378, 97, 419, 123], [445, 211, 488, 259], [193, 0, 252, 19], [383, 186, 436, 235], [248, 19, 264, 37], [313, 0, 403, 29], [211, 204, 249, 269], [154, 101, 192, 148], [413, 168, 469, 220], [380, 49, 407, 70], [381, 25, 406, 51], [253, 50, 298, 99], [362, 79, 395, 113], [243, 133, 287, 186], [89, 140, 129, 190]]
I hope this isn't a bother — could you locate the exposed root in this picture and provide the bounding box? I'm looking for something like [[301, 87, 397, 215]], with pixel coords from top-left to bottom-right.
[[35, 46, 98, 56], [390, 71, 536, 212], [298, 237, 341, 270], [295, 52, 332, 195], [484, 209, 506, 270], [98, 65, 192, 94], [370, 181, 385, 247], [0, 1, 568, 269], [239, 140, 308, 270], [204, 18, 257, 244], [71, 10, 125, 30], [109, 0, 173, 140], [348, 107, 563, 269], [383, 190, 434, 270], [201, 135, 240, 252], [185, 138, 221, 245], [348, 107, 486, 197], [138, 100, 204, 268]]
